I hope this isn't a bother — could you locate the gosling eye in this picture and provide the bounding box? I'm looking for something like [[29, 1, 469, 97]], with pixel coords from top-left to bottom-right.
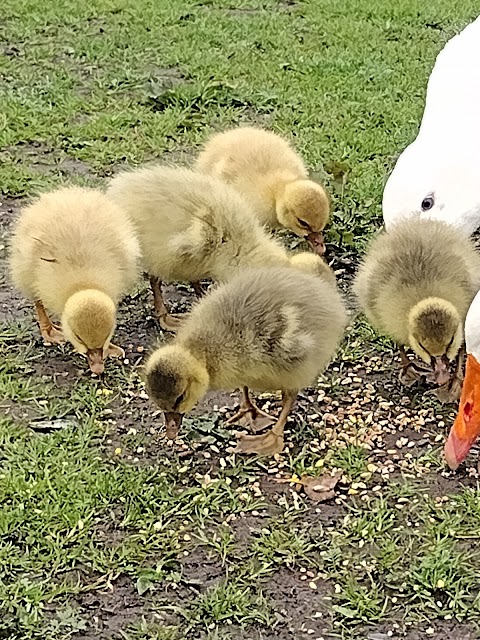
[[421, 194, 435, 211], [296, 218, 311, 231], [174, 392, 185, 410]]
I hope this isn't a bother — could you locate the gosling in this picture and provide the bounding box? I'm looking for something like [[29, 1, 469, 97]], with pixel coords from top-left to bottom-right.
[[144, 266, 347, 456]]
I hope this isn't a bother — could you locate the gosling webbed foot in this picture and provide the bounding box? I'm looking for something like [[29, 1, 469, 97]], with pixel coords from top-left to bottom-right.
[[398, 346, 430, 387], [35, 300, 64, 345], [398, 363, 428, 387], [430, 375, 463, 404], [231, 388, 294, 455], [40, 324, 64, 345], [227, 406, 274, 432], [234, 429, 284, 456], [149, 276, 184, 333], [159, 313, 184, 333]]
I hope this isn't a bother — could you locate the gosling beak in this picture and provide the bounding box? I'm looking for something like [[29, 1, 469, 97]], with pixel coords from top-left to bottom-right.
[[444, 354, 480, 470], [86, 348, 104, 375], [433, 356, 450, 385], [306, 231, 326, 256], [164, 412, 183, 440]]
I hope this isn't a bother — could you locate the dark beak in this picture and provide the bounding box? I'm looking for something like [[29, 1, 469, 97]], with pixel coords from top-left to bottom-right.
[[164, 412, 183, 440], [306, 231, 326, 256], [432, 356, 450, 385], [87, 348, 104, 375]]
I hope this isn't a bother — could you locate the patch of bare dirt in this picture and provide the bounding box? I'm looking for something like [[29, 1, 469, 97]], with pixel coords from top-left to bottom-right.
[[196, 626, 295, 640], [0, 197, 29, 322], [73, 576, 145, 639], [183, 565, 333, 640], [407, 622, 479, 640], [421, 470, 479, 495], [367, 621, 479, 640], [72, 574, 188, 639], [72, 551, 225, 638], [3, 142, 96, 179], [229, 513, 271, 554], [265, 567, 332, 638], [180, 547, 224, 591], [147, 65, 185, 90]]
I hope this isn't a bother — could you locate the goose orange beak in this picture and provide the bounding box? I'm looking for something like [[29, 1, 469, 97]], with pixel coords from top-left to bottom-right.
[[444, 354, 480, 470]]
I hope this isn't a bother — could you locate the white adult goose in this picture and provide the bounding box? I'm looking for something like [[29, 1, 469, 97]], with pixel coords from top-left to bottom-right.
[[383, 16, 480, 235], [444, 290, 480, 469]]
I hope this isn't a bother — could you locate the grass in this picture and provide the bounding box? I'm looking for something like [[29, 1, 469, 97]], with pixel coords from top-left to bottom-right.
[[1, 0, 480, 639]]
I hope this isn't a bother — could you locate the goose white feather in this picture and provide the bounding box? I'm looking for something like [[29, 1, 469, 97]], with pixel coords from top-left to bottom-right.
[[383, 16, 480, 234], [464, 290, 480, 361]]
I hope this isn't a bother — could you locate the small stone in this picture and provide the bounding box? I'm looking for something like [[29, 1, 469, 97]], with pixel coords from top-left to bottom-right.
[[351, 482, 367, 490]]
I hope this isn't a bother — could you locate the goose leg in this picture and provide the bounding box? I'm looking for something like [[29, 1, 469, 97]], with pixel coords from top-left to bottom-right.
[[34, 300, 64, 344], [226, 386, 274, 432], [235, 390, 297, 456], [149, 276, 183, 332]]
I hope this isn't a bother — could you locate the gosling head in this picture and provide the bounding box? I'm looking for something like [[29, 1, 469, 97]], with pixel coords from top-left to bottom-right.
[[289, 252, 336, 284], [62, 289, 122, 375], [408, 297, 463, 385], [144, 345, 210, 439], [277, 180, 330, 255]]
